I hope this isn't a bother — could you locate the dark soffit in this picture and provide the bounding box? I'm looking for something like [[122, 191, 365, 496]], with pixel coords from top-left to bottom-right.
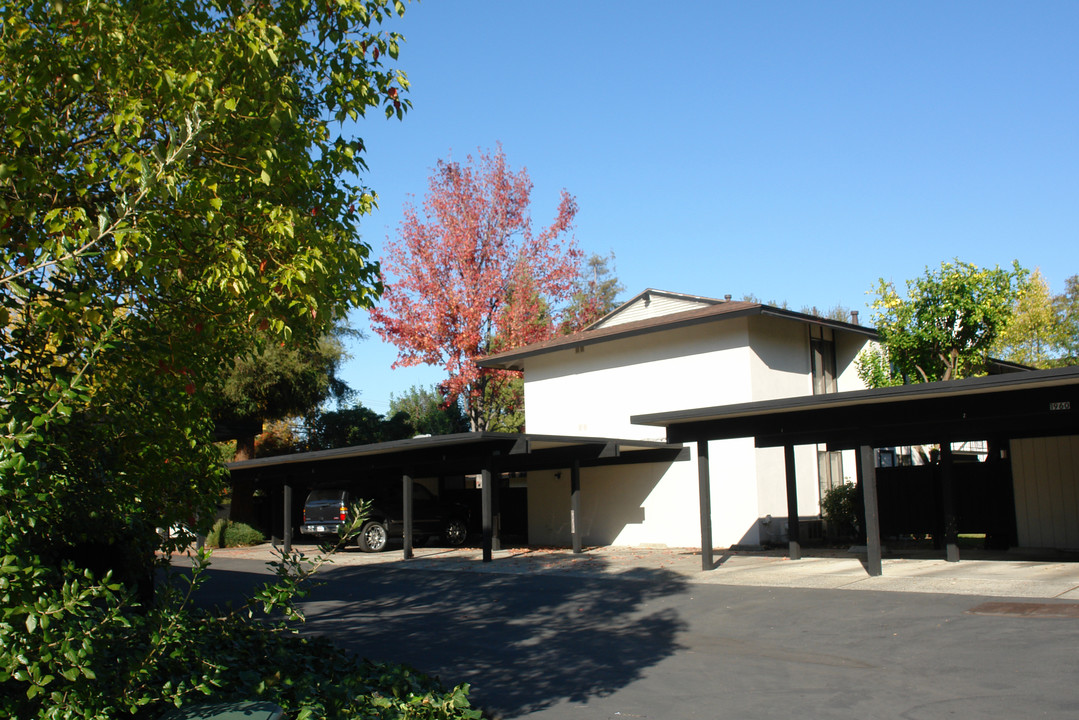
[[632, 366, 1079, 448]]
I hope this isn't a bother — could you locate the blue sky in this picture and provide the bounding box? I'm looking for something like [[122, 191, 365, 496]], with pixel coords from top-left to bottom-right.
[[339, 1, 1079, 413]]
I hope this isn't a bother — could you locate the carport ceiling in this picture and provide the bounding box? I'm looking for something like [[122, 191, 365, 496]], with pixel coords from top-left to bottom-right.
[[228, 431, 688, 480], [632, 365, 1079, 449]]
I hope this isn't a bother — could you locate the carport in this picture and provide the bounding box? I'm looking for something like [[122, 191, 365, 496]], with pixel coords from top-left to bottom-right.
[[633, 365, 1079, 574], [228, 432, 688, 561]]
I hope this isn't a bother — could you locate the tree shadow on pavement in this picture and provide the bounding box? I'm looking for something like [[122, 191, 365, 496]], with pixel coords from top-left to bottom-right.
[[291, 560, 687, 718]]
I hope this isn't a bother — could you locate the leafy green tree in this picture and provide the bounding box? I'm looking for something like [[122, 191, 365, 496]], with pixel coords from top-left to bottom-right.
[[992, 269, 1058, 368], [305, 403, 412, 450], [389, 384, 470, 436], [1053, 275, 1079, 366], [859, 259, 1028, 386], [560, 251, 626, 332], [219, 325, 358, 459], [800, 304, 854, 323], [0, 0, 410, 713]]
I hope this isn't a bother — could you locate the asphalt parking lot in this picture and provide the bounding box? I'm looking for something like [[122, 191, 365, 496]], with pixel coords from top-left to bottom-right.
[[187, 544, 1079, 719]]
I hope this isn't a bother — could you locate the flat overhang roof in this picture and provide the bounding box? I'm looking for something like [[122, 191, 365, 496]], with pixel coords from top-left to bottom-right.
[[632, 366, 1079, 448], [228, 431, 688, 477]]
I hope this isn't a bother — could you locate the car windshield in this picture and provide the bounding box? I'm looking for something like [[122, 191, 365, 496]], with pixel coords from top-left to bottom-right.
[[306, 489, 345, 503]]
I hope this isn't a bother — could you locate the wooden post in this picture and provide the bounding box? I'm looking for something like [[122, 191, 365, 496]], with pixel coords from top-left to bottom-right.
[[571, 459, 582, 554], [282, 483, 293, 554], [940, 442, 960, 562], [698, 439, 714, 571], [858, 445, 882, 577], [402, 473, 414, 560], [492, 467, 502, 552], [481, 466, 493, 562], [784, 445, 801, 561]]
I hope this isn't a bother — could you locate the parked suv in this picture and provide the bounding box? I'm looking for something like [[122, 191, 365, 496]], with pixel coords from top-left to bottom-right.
[[300, 482, 469, 552]]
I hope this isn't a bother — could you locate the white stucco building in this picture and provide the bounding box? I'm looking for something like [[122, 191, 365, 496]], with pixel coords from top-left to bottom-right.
[[481, 289, 876, 549]]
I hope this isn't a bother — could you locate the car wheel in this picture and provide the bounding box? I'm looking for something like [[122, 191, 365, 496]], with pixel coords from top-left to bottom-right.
[[444, 517, 468, 547], [358, 520, 389, 552]]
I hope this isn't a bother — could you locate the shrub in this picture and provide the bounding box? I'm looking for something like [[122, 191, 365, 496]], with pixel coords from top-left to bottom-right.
[[223, 521, 265, 547], [205, 520, 264, 548], [821, 482, 860, 537], [205, 518, 228, 548]]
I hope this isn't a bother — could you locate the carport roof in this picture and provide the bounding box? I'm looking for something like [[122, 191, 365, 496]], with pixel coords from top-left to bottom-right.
[[632, 365, 1079, 449], [228, 431, 687, 477]]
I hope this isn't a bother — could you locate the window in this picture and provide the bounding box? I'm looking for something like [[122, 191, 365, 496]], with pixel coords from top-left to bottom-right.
[[818, 449, 845, 501], [810, 325, 837, 395]]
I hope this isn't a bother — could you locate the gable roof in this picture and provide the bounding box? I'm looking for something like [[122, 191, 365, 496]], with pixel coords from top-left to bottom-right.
[[479, 297, 878, 371], [586, 288, 727, 330]]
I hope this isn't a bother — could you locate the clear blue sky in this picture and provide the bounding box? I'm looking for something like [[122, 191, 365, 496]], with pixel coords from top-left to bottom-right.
[[339, 1, 1079, 414]]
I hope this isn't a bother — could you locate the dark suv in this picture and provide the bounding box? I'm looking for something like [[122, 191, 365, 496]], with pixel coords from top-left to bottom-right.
[[300, 482, 469, 552]]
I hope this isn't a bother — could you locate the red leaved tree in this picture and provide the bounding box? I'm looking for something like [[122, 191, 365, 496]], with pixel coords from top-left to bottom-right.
[[369, 146, 581, 431]]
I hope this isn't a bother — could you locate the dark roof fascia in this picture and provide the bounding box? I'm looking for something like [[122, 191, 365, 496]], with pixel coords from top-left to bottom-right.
[[633, 365, 1079, 429], [757, 306, 879, 340], [227, 431, 682, 474], [480, 302, 878, 371]]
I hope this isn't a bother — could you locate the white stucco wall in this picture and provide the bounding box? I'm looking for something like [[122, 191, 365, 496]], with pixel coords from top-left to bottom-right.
[[836, 333, 871, 391], [524, 318, 754, 440]]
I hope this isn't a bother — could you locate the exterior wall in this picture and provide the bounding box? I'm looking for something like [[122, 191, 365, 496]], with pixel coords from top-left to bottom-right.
[[524, 318, 754, 440], [526, 440, 762, 549], [835, 332, 870, 391], [1010, 435, 1079, 550], [746, 316, 818, 531], [523, 318, 760, 548]]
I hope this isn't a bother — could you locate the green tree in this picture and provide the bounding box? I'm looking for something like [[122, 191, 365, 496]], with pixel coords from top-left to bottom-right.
[[800, 303, 854, 323], [305, 403, 413, 450], [0, 0, 410, 713], [560, 251, 626, 332], [992, 269, 1058, 368], [859, 259, 1028, 386], [219, 325, 358, 459], [389, 384, 470, 436], [1053, 275, 1079, 366]]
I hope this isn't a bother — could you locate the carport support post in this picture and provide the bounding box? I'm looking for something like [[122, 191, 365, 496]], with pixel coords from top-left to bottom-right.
[[571, 459, 582, 554], [858, 445, 882, 577], [940, 442, 960, 563], [402, 473, 413, 560], [698, 439, 713, 571], [783, 445, 801, 561], [282, 483, 293, 554], [481, 467, 493, 563]]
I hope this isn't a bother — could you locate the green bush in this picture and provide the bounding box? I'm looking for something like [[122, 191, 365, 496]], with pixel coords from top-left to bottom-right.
[[821, 482, 860, 537], [223, 521, 265, 547], [206, 519, 228, 548], [206, 520, 265, 548]]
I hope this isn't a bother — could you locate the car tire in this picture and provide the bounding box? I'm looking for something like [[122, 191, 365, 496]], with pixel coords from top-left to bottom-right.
[[444, 517, 468, 547], [358, 520, 389, 552]]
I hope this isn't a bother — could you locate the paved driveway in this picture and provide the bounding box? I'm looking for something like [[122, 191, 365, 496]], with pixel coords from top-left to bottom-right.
[[190, 545, 1079, 719]]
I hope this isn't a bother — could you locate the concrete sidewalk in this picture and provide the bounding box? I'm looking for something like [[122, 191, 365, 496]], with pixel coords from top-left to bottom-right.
[[202, 542, 1079, 600]]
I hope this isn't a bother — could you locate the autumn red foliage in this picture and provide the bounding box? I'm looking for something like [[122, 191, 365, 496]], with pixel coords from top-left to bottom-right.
[[369, 146, 581, 430]]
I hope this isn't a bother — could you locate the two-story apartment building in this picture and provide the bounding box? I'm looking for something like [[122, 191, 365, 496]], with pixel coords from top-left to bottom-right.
[[480, 289, 876, 549]]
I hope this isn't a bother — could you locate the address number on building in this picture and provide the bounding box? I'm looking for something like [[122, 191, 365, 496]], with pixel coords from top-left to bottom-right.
[[1050, 401, 1071, 411]]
